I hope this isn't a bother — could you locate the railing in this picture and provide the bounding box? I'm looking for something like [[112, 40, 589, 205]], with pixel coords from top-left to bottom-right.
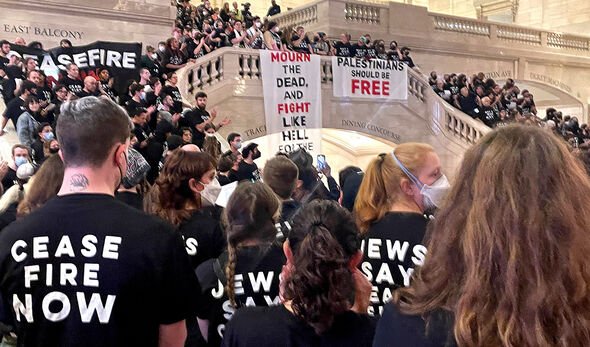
[[268, 0, 590, 55], [177, 47, 490, 147]]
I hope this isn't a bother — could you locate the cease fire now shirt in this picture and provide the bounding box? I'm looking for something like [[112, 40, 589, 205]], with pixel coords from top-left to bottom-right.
[[0, 194, 200, 347], [360, 212, 428, 317]]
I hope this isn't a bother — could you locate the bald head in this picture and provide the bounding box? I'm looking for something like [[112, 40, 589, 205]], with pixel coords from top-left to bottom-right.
[[84, 76, 97, 92], [181, 144, 201, 152]]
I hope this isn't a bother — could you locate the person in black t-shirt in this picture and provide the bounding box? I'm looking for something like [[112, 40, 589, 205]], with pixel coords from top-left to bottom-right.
[[236, 142, 261, 181], [77, 76, 101, 98], [59, 63, 84, 95], [130, 108, 152, 156], [355, 146, 449, 317], [352, 36, 370, 59], [30, 122, 54, 165], [479, 96, 499, 127], [162, 72, 185, 114], [181, 91, 230, 148], [1, 144, 31, 193], [290, 26, 313, 54], [455, 86, 481, 119], [197, 181, 285, 347], [98, 69, 118, 102], [333, 33, 353, 57], [115, 148, 150, 210], [0, 96, 199, 347], [223, 200, 376, 347], [216, 152, 239, 186], [162, 37, 188, 75], [0, 80, 36, 136]]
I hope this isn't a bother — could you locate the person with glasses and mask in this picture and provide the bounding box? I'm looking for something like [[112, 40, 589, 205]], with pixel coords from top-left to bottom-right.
[[354, 144, 449, 317], [0, 96, 200, 347]]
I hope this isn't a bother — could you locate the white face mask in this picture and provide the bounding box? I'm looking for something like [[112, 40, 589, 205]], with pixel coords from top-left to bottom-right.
[[205, 133, 216, 138], [159, 46, 166, 52], [391, 152, 450, 211], [255, 22, 262, 28], [235, 141, 242, 149], [200, 178, 222, 205], [151, 53, 157, 59]]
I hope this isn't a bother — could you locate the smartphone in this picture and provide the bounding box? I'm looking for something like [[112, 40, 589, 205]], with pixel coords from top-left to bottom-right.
[[317, 154, 327, 171]]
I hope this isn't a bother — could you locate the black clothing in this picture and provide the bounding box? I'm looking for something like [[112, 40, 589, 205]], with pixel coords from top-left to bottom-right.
[[0, 202, 17, 231], [2, 97, 25, 126], [334, 42, 353, 57], [0, 194, 200, 347], [236, 161, 260, 182], [162, 49, 187, 75], [266, 4, 281, 17], [177, 207, 225, 270], [457, 93, 480, 119], [31, 139, 45, 165], [1, 167, 17, 193], [162, 85, 183, 114], [140, 55, 162, 79], [60, 76, 84, 95], [480, 106, 499, 127], [291, 34, 311, 54], [196, 244, 285, 347], [373, 303, 456, 347], [361, 212, 428, 317], [180, 107, 210, 148], [115, 191, 143, 210], [223, 305, 376, 347], [77, 89, 101, 98], [342, 171, 363, 211]]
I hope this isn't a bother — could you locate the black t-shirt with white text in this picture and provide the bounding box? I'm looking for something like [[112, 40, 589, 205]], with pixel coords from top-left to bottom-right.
[[60, 76, 84, 95], [196, 244, 285, 347], [334, 42, 353, 57], [223, 305, 377, 347], [236, 161, 260, 182], [0, 194, 200, 347], [360, 212, 428, 317], [181, 107, 210, 148], [480, 105, 499, 127], [162, 85, 183, 114], [177, 207, 225, 270]]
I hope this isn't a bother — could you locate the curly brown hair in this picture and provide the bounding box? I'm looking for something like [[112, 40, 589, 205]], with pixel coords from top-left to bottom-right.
[[394, 125, 590, 346], [145, 149, 216, 226], [283, 200, 361, 334]]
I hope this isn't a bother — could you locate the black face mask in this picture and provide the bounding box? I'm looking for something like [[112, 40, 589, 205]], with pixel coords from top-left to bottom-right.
[[253, 150, 261, 160], [49, 147, 60, 154]]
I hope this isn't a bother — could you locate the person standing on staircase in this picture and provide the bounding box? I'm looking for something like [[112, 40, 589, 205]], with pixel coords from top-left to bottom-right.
[[181, 92, 230, 149]]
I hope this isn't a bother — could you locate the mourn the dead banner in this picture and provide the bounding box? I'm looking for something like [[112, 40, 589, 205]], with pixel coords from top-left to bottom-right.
[[332, 57, 408, 100], [260, 51, 322, 157], [11, 41, 142, 94]]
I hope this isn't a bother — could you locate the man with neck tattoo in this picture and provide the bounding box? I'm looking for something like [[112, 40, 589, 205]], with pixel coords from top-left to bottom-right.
[[0, 97, 200, 347]]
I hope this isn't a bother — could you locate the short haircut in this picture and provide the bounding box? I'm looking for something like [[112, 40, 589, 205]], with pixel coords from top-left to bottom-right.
[[217, 154, 234, 172], [0, 40, 9, 46], [195, 91, 207, 99], [20, 81, 37, 95], [57, 97, 131, 168], [66, 63, 77, 72], [263, 156, 299, 199], [36, 122, 51, 134], [12, 144, 31, 157], [227, 132, 241, 143], [53, 84, 67, 93]]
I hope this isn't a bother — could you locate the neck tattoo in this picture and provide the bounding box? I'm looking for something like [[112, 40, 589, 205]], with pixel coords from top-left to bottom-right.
[[69, 174, 89, 192]]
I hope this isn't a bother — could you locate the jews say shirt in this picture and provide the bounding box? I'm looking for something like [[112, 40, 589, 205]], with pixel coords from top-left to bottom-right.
[[0, 194, 200, 347], [360, 212, 428, 317], [196, 243, 285, 347]]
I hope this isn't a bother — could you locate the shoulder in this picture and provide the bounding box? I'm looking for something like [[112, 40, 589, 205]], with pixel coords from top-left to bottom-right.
[[195, 258, 217, 288], [226, 305, 289, 335]]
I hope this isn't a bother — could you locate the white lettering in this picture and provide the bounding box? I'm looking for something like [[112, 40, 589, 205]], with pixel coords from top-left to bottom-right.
[[83, 263, 100, 287], [122, 52, 136, 69], [24, 265, 40, 288], [360, 261, 373, 281], [375, 263, 394, 285], [212, 280, 224, 299], [102, 236, 121, 260], [60, 263, 77, 286], [32, 236, 49, 259], [12, 294, 34, 322], [54, 235, 75, 258], [42, 291, 71, 322], [399, 265, 414, 287], [77, 292, 116, 323], [185, 238, 198, 256], [411, 245, 427, 266], [11, 240, 27, 262], [248, 272, 274, 293], [386, 240, 409, 262], [234, 274, 244, 295], [81, 234, 98, 257], [367, 238, 381, 259], [106, 51, 122, 68]]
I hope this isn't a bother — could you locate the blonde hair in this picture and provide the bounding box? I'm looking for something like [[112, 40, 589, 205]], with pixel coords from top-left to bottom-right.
[[354, 143, 434, 234]]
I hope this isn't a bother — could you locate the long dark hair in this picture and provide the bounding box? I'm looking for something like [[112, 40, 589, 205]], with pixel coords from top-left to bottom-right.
[[395, 125, 590, 346], [223, 181, 281, 307], [283, 200, 361, 334]]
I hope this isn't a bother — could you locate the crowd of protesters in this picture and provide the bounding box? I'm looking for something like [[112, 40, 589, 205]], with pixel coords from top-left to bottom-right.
[[429, 71, 590, 149], [0, 1, 589, 346]]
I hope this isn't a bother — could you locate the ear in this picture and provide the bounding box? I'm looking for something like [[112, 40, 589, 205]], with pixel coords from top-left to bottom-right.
[[114, 144, 126, 167], [296, 179, 303, 189], [283, 240, 294, 266], [348, 251, 362, 270], [188, 178, 202, 194], [399, 177, 414, 196]]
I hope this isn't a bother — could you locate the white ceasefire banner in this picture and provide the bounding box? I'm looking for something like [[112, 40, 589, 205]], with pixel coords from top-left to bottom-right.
[[260, 51, 322, 157], [332, 57, 408, 100]]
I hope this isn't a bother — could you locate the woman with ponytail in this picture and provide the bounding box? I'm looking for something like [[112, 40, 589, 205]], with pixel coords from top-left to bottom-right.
[[222, 200, 375, 347], [196, 181, 285, 347], [354, 144, 449, 317]]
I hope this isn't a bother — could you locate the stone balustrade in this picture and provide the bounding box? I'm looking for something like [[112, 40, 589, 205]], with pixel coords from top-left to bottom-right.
[[177, 47, 490, 148]]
